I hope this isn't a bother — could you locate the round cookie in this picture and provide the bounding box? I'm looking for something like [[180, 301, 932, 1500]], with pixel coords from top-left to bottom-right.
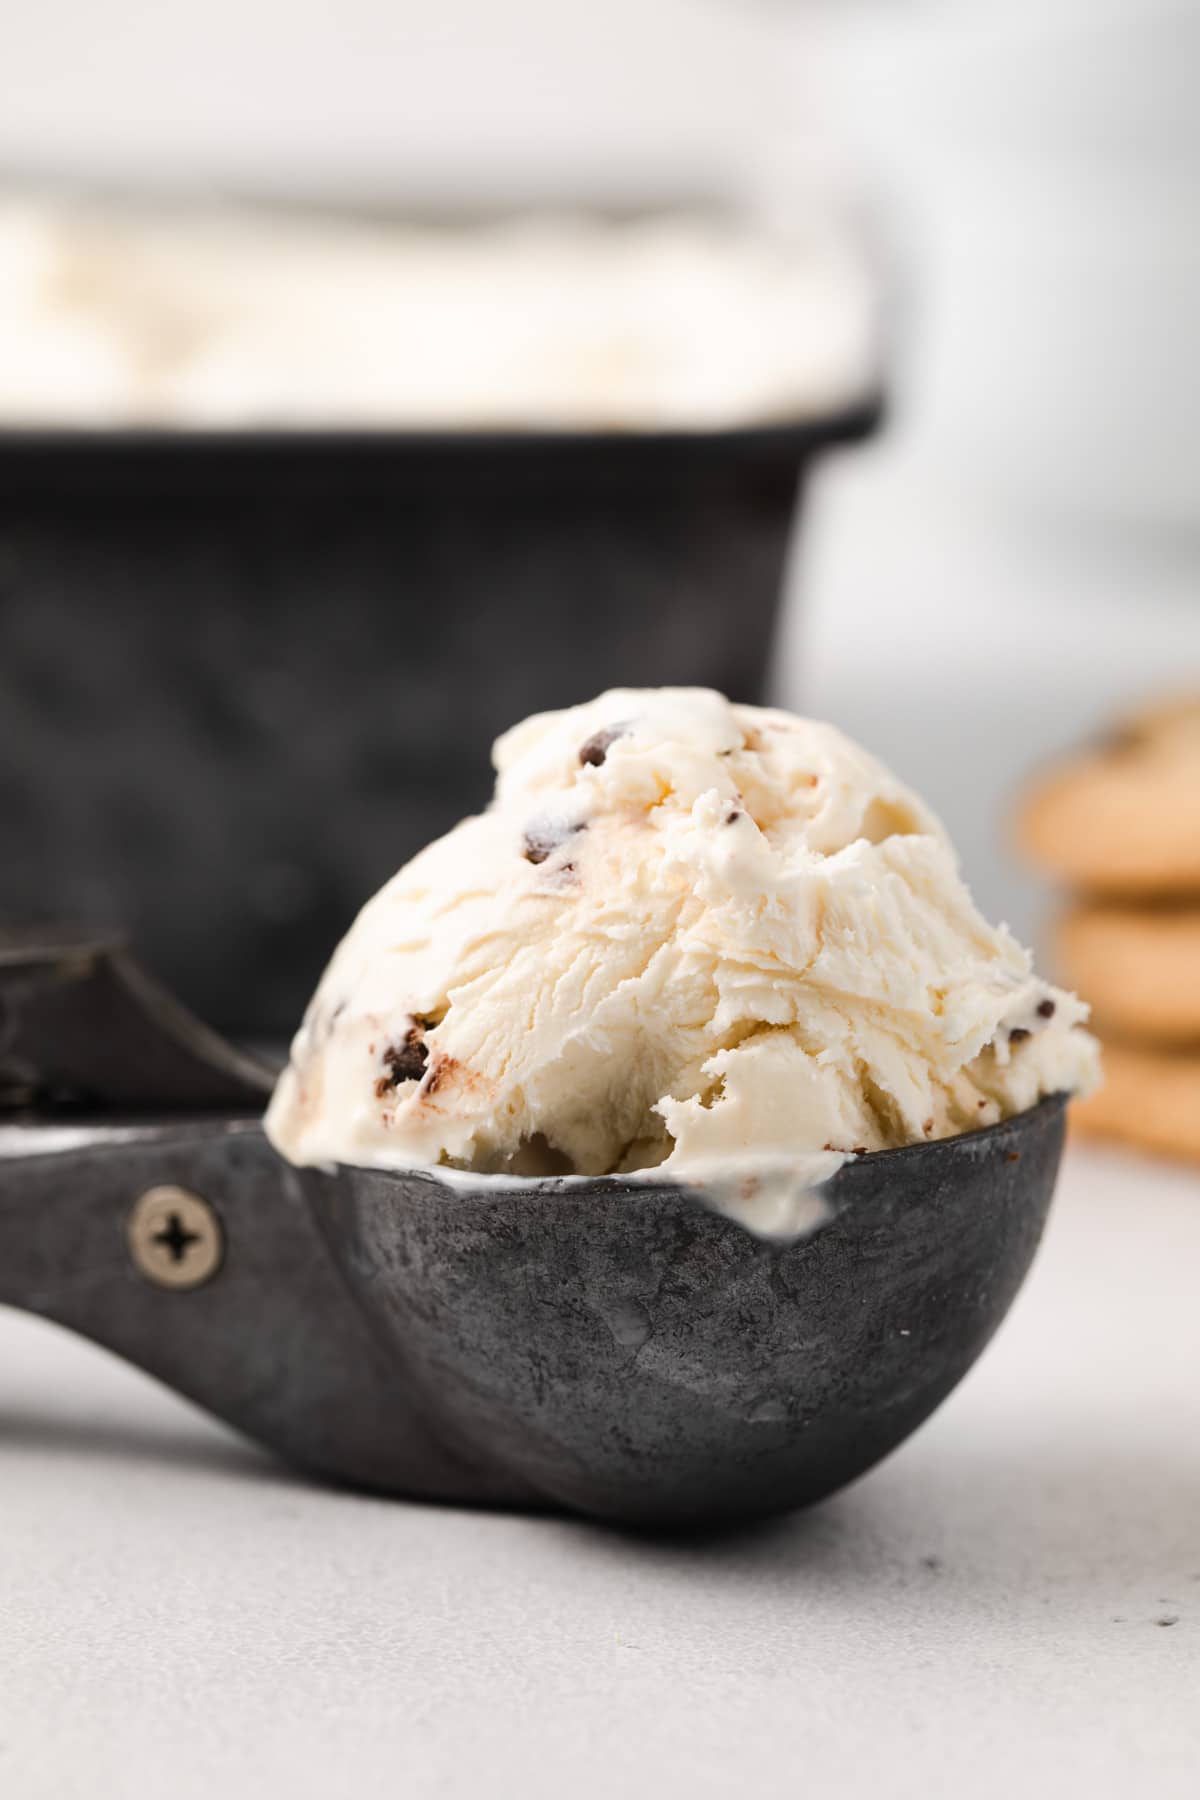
[[1056, 905, 1200, 1044], [1018, 697, 1200, 895], [1072, 1041, 1200, 1163]]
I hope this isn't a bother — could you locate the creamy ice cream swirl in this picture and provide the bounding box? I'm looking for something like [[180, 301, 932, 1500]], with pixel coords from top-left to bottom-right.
[[266, 688, 1099, 1190]]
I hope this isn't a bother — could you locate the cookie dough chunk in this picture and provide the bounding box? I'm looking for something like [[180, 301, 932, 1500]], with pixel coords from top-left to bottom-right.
[[1018, 697, 1200, 896], [1056, 905, 1200, 1044], [1073, 1041, 1200, 1163]]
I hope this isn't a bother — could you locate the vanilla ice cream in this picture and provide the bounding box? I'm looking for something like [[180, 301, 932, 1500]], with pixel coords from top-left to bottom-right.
[[0, 194, 874, 430], [266, 689, 1099, 1192]]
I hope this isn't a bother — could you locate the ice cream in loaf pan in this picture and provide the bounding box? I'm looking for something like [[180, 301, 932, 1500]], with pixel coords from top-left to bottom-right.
[[0, 199, 874, 431], [267, 689, 1099, 1183]]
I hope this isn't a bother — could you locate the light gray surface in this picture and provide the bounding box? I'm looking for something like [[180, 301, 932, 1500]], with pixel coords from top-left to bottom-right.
[[1, 1142, 1197, 1797]]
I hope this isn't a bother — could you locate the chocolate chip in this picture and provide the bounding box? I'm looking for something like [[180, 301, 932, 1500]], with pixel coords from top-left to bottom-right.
[[725, 809, 741, 826], [852, 1147, 867, 1157], [386, 1038, 429, 1082], [1009, 1027, 1032, 1044], [523, 817, 587, 865], [377, 1026, 430, 1094], [1037, 998, 1057, 1019], [579, 726, 627, 768], [1104, 724, 1146, 757]]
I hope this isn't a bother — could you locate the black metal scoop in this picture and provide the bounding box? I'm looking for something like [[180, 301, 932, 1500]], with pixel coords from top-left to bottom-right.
[[0, 930, 1066, 1526]]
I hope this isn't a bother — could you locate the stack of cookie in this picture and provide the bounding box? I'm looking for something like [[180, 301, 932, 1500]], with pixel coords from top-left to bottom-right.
[[1018, 697, 1200, 1163]]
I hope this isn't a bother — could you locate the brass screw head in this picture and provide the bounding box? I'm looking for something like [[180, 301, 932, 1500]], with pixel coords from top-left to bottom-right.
[[127, 1186, 223, 1290]]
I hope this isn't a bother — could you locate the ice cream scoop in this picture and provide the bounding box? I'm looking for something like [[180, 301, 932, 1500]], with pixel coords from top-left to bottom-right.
[[0, 909, 1070, 1526], [268, 688, 1097, 1216], [1, 700, 1098, 1520]]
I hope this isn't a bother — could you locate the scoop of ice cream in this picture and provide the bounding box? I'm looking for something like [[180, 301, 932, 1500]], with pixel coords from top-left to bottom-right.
[[266, 688, 1099, 1183]]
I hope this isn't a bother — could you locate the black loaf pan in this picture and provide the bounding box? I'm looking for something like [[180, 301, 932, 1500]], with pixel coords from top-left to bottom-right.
[[0, 410, 879, 1038]]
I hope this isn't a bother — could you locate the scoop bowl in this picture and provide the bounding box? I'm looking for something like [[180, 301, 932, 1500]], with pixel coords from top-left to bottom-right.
[[310, 1096, 1066, 1524]]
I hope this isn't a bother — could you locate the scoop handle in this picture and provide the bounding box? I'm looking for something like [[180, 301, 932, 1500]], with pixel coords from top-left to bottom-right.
[[0, 1116, 511, 1502], [0, 927, 276, 1111]]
